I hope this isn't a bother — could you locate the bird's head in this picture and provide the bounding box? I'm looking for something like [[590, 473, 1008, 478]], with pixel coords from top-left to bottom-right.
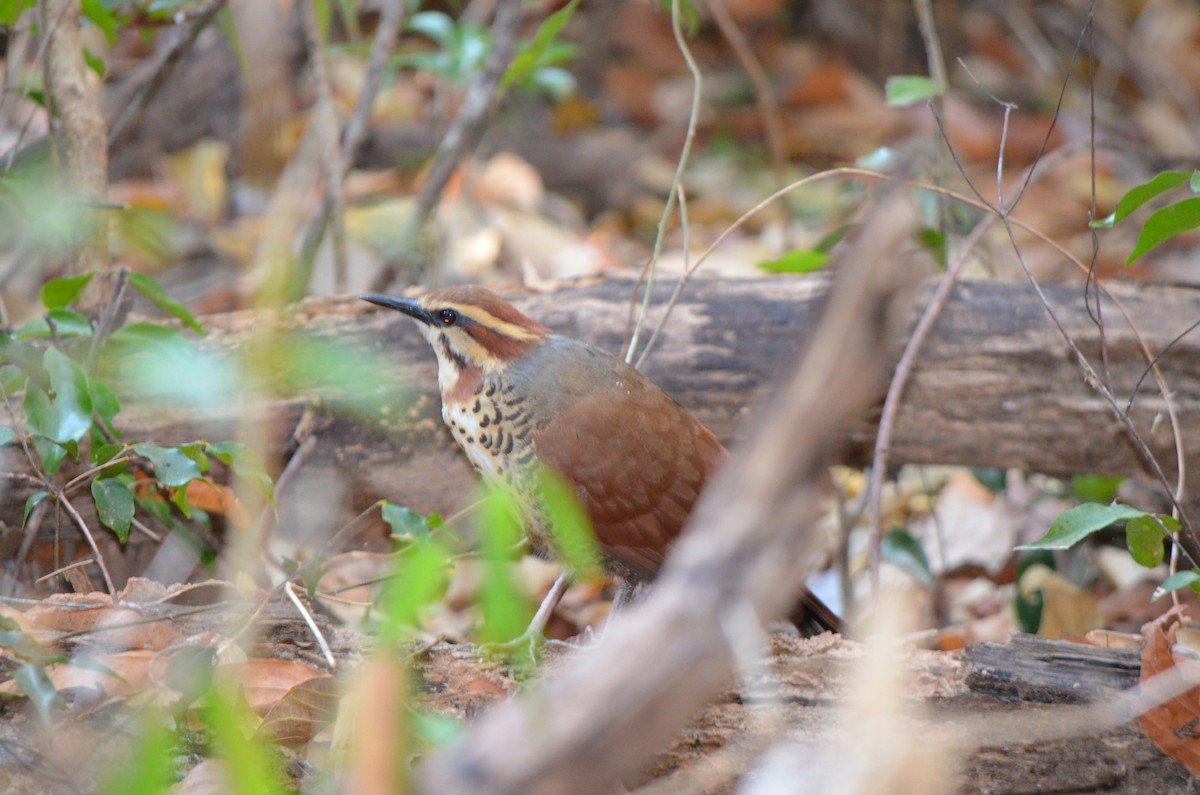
[[363, 286, 549, 394]]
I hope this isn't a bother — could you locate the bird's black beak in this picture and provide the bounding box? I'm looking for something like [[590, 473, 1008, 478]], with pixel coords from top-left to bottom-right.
[[361, 293, 432, 325]]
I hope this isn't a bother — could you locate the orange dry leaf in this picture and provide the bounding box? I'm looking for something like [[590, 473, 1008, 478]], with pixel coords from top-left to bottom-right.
[[24, 604, 183, 651], [0, 650, 155, 704], [1138, 612, 1200, 776], [184, 479, 252, 526], [255, 675, 339, 746], [132, 474, 251, 526], [221, 659, 328, 716]]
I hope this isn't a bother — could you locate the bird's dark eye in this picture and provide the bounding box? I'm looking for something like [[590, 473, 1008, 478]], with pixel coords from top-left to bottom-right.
[[438, 309, 458, 325]]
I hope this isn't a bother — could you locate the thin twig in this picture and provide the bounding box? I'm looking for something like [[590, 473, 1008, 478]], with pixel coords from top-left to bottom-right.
[[60, 453, 132, 496], [54, 491, 116, 594], [866, 214, 993, 592], [624, 0, 701, 367], [937, 153, 1200, 568], [634, 183, 690, 369], [85, 267, 131, 375], [285, 580, 336, 668], [35, 557, 94, 584], [128, 516, 163, 544]]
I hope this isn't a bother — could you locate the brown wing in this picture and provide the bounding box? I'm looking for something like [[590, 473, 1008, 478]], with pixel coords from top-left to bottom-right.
[[534, 370, 726, 582]]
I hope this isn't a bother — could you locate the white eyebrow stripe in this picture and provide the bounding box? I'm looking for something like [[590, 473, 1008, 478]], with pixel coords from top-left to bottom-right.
[[451, 305, 541, 341]]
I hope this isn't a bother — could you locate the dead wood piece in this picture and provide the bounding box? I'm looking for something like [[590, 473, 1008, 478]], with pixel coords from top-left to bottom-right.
[[200, 276, 1200, 522], [7, 276, 1200, 560], [964, 634, 1141, 704]]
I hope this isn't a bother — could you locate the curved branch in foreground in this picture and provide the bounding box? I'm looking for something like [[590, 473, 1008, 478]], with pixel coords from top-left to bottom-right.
[[416, 195, 924, 795]]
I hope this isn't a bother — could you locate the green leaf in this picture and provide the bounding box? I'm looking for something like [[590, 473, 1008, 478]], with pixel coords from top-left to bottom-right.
[[105, 323, 235, 406], [89, 377, 120, 436], [477, 485, 532, 645], [0, 616, 54, 663], [91, 442, 127, 471], [1152, 570, 1200, 602], [881, 528, 933, 586], [408, 11, 456, 46], [128, 272, 204, 335], [1070, 474, 1125, 504], [1016, 503, 1146, 550], [813, 224, 852, 254], [136, 492, 174, 526], [411, 711, 463, 749], [1093, 170, 1195, 228], [99, 709, 177, 795], [1126, 197, 1200, 265], [24, 347, 93, 444], [201, 684, 287, 795], [92, 478, 134, 543], [82, 46, 106, 78], [1013, 551, 1054, 634], [312, 0, 331, 40], [207, 441, 274, 503], [971, 467, 1007, 493], [757, 248, 830, 274], [80, 0, 118, 44], [884, 75, 940, 107], [39, 274, 93, 310], [501, 0, 581, 91], [134, 442, 202, 488], [381, 502, 436, 543], [653, 0, 699, 33], [536, 466, 601, 580], [14, 308, 94, 340], [0, 425, 14, 446], [23, 490, 49, 524], [0, 0, 34, 25], [177, 442, 210, 474], [32, 436, 68, 476], [0, 336, 48, 391], [14, 663, 59, 725], [1125, 515, 1171, 568], [375, 539, 452, 643]]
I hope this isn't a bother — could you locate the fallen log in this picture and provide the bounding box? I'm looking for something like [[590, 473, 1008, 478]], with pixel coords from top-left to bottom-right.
[[6, 275, 1200, 533]]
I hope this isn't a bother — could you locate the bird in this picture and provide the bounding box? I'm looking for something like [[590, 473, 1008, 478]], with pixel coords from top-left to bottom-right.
[[363, 286, 839, 636]]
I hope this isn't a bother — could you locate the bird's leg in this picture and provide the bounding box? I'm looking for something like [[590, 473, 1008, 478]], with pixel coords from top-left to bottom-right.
[[478, 572, 570, 662]]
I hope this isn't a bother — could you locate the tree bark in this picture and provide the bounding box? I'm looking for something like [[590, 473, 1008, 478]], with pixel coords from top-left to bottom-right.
[[207, 275, 1200, 520], [40, 0, 109, 290], [6, 275, 1199, 531]]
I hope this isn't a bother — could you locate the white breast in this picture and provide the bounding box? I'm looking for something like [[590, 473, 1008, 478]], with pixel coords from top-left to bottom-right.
[[444, 400, 502, 479]]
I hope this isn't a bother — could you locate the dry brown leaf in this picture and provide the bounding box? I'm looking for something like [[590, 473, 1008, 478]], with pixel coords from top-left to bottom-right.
[[222, 659, 327, 716], [1019, 564, 1104, 639], [183, 478, 251, 526], [255, 675, 339, 746], [0, 650, 156, 705], [1138, 613, 1200, 776], [23, 604, 182, 652]]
